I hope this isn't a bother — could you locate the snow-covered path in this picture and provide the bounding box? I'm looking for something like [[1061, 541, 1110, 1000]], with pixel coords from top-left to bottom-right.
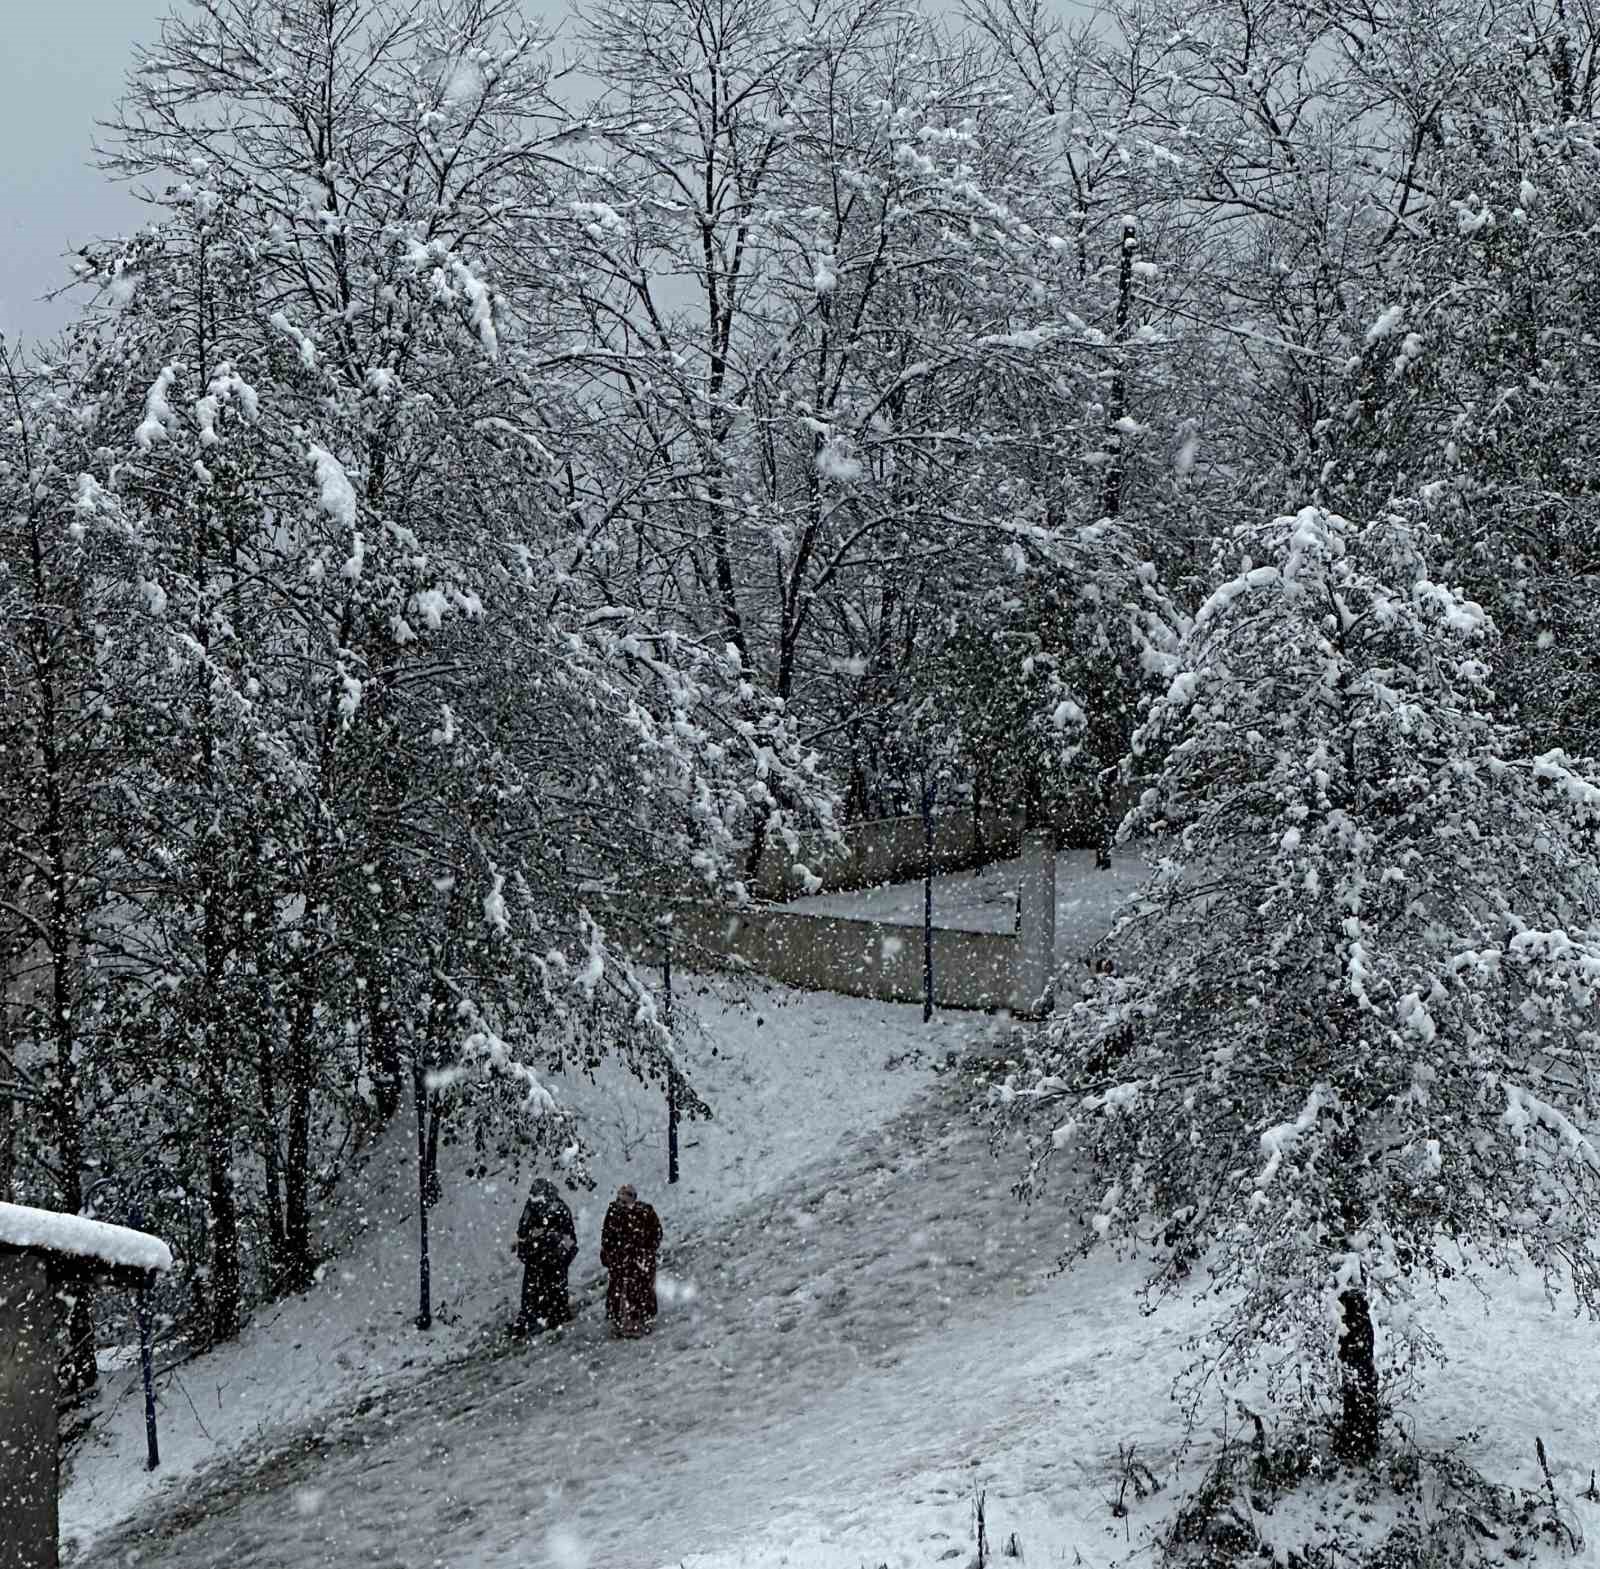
[[792, 847, 1146, 950], [74, 1057, 1600, 1569], [78, 1073, 1192, 1569]]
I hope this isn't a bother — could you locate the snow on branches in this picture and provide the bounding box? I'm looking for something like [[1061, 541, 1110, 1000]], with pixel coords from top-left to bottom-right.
[[998, 504, 1600, 1447]]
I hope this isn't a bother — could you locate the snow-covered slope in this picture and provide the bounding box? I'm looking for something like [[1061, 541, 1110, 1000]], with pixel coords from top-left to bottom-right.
[[62, 978, 992, 1556], [73, 1063, 1600, 1569], [73, 1067, 1192, 1568], [64, 946, 1600, 1569]]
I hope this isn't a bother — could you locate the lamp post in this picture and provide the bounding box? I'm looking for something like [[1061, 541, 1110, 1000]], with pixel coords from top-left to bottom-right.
[[921, 768, 935, 1023], [126, 1203, 160, 1472], [413, 1058, 432, 1331]]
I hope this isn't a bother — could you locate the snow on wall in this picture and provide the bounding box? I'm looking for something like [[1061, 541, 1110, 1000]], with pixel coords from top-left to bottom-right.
[[0, 1202, 173, 1275]]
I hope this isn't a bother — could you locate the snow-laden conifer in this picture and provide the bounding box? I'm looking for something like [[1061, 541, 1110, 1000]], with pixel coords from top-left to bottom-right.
[[1000, 503, 1600, 1460]]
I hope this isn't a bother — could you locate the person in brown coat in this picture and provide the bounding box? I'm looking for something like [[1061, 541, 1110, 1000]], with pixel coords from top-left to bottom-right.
[[600, 1183, 662, 1339]]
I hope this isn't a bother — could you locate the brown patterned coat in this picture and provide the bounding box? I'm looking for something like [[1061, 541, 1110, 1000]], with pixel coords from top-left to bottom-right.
[[600, 1187, 661, 1337]]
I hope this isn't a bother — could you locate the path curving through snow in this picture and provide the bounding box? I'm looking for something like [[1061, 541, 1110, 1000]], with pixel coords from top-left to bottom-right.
[[76, 1072, 1195, 1569], [73, 1062, 1600, 1569]]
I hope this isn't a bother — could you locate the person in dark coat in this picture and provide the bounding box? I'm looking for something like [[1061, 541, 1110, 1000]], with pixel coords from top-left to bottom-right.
[[511, 1178, 578, 1335], [600, 1183, 662, 1339]]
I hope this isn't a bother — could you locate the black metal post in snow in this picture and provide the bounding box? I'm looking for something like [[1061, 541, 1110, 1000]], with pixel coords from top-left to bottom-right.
[[922, 771, 935, 1024], [413, 1060, 432, 1330], [663, 918, 680, 1185], [127, 1201, 160, 1471]]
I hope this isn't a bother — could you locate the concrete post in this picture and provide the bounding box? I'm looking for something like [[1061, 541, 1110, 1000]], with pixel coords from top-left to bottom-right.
[[0, 1249, 59, 1569], [1013, 831, 1057, 1016]]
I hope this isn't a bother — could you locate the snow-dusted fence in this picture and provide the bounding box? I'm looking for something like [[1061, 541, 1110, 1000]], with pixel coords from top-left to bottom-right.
[[750, 808, 1025, 900]]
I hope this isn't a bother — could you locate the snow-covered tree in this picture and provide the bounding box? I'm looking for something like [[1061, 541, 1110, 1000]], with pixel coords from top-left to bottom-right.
[[561, 0, 1152, 822], [25, 0, 841, 1343], [0, 339, 134, 1388], [998, 503, 1600, 1461], [1301, 16, 1600, 766]]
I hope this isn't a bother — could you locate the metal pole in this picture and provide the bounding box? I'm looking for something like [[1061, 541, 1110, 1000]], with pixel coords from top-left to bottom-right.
[[922, 772, 935, 1023], [128, 1202, 160, 1471], [414, 1062, 432, 1330], [663, 921, 679, 1185]]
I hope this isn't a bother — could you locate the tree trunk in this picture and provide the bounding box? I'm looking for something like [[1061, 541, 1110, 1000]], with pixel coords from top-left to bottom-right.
[[1102, 220, 1137, 522], [367, 972, 403, 1125], [0, 1079, 12, 1203], [922, 772, 935, 1025], [352, 851, 403, 1126], [413, 1060, 432, 1331], [49, 963, 97, 1396], [204, 1099, 242, 1344], [1022, 760, 1044, 832], [422, 1091, 444, 1209], [0, 977, 16, 1204], [202, 881, 242, 1344], [1328, 1104, 1379, 1463], [40, 680, 97, 1394], [1334, 1285, 1380, 1462]]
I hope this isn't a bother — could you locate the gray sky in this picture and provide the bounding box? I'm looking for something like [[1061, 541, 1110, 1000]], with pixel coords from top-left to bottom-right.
[[2, 3, 161, 344], [4, 0, 986, 347], [1, 1, 575, 346]]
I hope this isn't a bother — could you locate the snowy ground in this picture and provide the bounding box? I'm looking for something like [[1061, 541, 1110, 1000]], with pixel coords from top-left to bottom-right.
[[73, 1068, 1199, 1569], [60, 889, 1600, 1569], [61, 978, 988, 1558], [72, 1061, 1600, 1569], [793, 847, 1147, 956]]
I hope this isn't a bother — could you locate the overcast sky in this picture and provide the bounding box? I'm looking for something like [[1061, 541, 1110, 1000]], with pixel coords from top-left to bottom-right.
[[1, 2, 158, 343], [4, 0, 985, 346], [2, 1, 582, 346]]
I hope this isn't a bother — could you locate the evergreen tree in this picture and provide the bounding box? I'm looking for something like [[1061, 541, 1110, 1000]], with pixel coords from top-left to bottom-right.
[[999, 504, 1600, 1460]]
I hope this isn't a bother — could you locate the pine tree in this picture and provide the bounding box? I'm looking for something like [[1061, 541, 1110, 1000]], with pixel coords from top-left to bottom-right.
[[999, 503, 1600, 1460]]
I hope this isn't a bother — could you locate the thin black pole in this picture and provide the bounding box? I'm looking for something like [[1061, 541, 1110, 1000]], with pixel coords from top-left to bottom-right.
[[414, 1061, 432, 1330], [128, 1201, 160, 1471], [922, 772, 935, 1023], [663, 921, 679, 1184]]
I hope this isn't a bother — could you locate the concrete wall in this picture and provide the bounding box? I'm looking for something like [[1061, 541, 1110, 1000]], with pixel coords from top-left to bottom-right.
[[751, 784, 1144, 901], [603, 822, 1061, 1016], [669, 903, 1021, 1012], [753, 809, 1024, 900], [607, 896, 1034, 1014]]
